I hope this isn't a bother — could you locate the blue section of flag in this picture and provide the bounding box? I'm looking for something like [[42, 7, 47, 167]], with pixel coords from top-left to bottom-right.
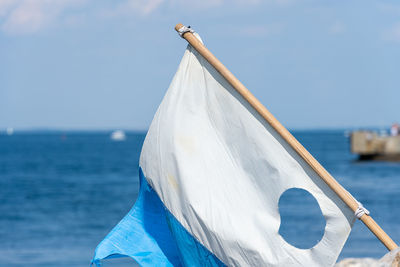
[[92, 168, 180, 266], [92, 168, 225, 267], [165, 212, 226, 267]]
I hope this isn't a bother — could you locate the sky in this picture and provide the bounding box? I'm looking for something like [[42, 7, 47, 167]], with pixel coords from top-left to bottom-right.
[[0, 0, 399, 131]]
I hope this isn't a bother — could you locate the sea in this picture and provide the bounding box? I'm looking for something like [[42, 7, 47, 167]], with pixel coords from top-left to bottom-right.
[[1, 130, 399, 266]]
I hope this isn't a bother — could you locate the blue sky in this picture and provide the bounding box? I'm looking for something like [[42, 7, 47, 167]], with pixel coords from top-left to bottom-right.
[[1, 0, 399, 130]]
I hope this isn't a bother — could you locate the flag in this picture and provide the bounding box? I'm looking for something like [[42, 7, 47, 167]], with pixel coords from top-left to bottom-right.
[[92, 36, 355, 266]]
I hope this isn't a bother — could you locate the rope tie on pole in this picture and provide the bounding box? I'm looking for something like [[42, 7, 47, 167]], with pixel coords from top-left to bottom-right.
[[177, 25, 194, 37], [355, 201, 370, 219]]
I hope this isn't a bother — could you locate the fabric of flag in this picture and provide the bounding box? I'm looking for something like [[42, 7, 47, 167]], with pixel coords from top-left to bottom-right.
[[92, 36, 355, 266]]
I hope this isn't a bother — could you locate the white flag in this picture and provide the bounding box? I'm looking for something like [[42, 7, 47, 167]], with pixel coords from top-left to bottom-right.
[[94, 37, 355, 267]]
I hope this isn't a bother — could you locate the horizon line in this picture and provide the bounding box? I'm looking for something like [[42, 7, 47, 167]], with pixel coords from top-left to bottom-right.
[[0, 126, 394, 133]]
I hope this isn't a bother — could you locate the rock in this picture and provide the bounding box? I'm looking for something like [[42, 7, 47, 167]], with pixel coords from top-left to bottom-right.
[[335, 258, 380, 267], [335, 248, 400, 267], [379, 247, 400, 267]]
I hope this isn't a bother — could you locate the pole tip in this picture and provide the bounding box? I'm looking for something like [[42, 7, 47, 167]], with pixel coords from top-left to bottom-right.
[[175, 23, 184, 32]]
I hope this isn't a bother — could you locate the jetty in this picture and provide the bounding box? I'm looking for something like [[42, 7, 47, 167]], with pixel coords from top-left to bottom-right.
[[351, 131, 400, 161]]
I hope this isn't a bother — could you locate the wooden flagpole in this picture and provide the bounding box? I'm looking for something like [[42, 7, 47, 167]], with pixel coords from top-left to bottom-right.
[[175, 23, 398, 251]]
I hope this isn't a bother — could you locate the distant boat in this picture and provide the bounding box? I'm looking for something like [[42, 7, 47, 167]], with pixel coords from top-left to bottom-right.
[[110, 130, 126, 141], [6, 128, 14, 136]]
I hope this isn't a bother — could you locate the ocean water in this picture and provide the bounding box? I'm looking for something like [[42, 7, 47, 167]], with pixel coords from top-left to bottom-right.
[[0, 130, 399, 266]]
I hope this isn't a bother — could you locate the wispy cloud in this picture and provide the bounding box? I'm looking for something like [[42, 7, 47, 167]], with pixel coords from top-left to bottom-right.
[[0, 0, 292, 35], [377, 2, 400, 15], [1, 0, 87, 34], [330, 21, 346, 35], [99, 0, 166, 18], [100, 0, 274, 18], [0, 0, 17, 16], [167, 0, 293, 9], [239, 23, 284, 37], [383, 22, 400, 43]]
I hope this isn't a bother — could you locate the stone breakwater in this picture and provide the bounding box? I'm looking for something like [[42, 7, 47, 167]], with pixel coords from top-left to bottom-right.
[[336, 248, 400, 267]]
